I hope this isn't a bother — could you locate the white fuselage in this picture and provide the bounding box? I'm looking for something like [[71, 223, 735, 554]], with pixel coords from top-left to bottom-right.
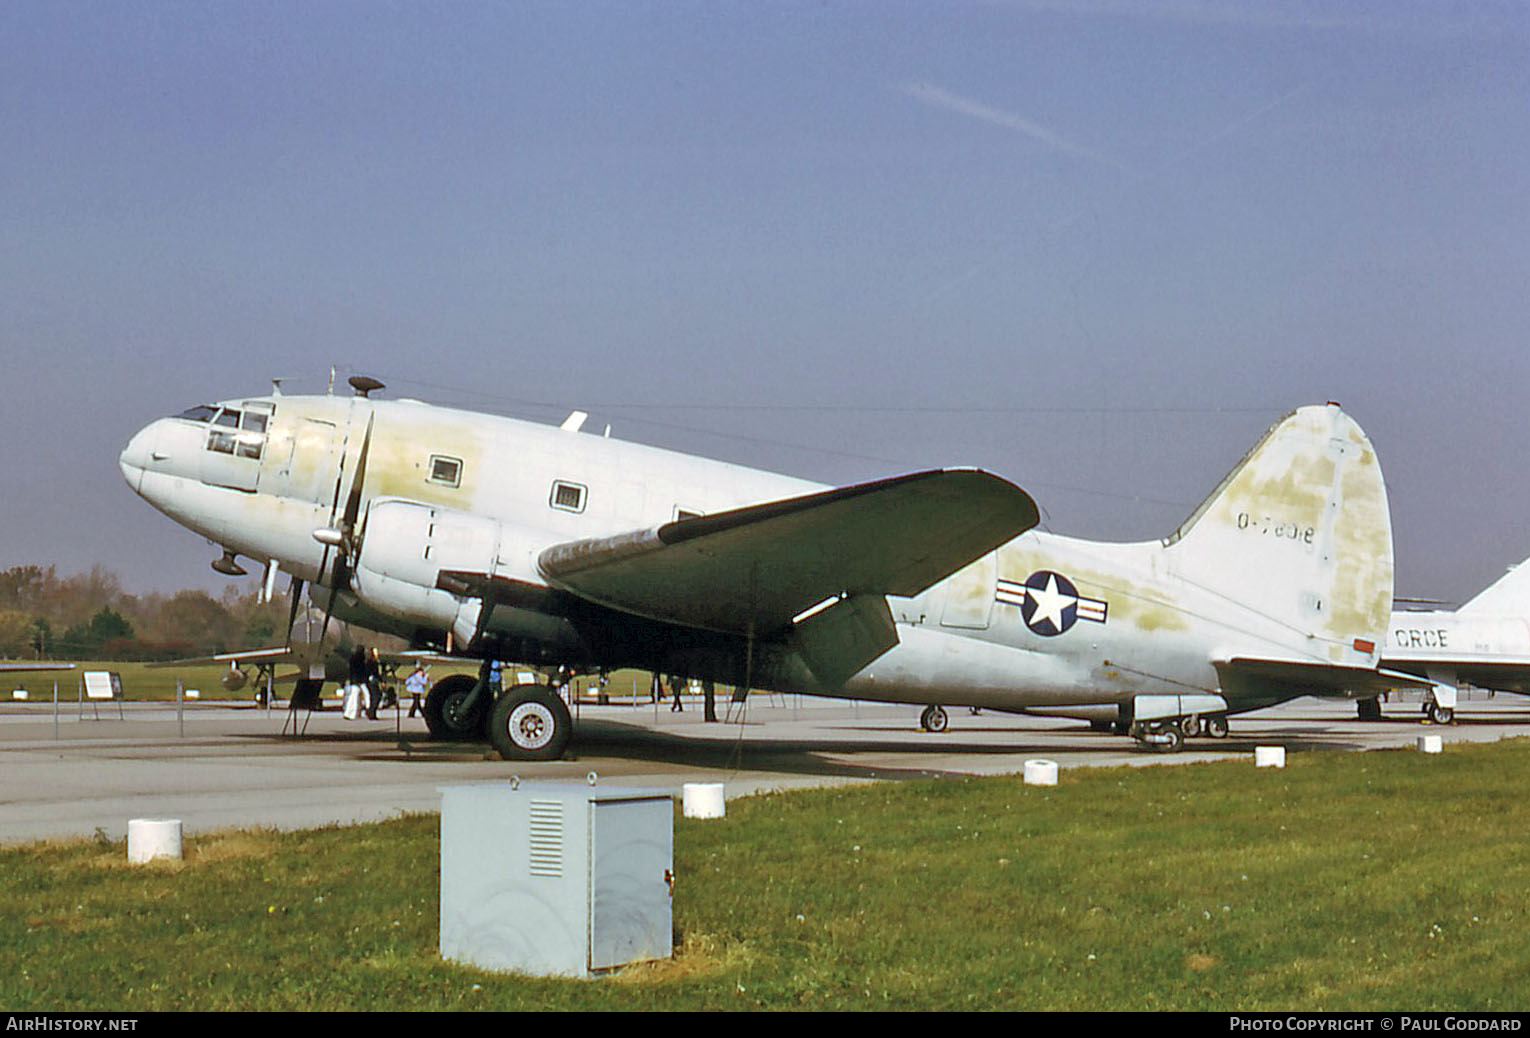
[[120, 394, 1392, 717], [1384, 609, 1530, 695]]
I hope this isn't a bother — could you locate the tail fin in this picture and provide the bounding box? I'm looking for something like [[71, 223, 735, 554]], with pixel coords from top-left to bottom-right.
[[1161, 403, 1393, 666], [1458, 560, 1530, 616]]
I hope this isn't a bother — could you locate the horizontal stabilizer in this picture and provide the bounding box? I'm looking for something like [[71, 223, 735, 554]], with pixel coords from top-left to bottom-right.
[[146, 646, 292, 669], [1217, 656, 1403, 701], [538, 469, 1039, 635], [1388, 659, 1530, 696]]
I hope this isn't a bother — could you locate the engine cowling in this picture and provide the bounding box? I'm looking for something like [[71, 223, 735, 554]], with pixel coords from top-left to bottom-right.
[[350, 499, 554, 646]]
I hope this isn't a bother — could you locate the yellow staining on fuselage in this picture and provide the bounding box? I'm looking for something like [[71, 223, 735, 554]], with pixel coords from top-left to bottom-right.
[[357, 405, 490, 515]]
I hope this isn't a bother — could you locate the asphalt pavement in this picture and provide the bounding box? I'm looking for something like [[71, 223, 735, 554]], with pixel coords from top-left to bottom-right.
[[2, 688, 1527, 844]]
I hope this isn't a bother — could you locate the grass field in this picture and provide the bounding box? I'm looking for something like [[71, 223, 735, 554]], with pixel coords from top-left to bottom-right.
[[2, 738, 1527, 1011]]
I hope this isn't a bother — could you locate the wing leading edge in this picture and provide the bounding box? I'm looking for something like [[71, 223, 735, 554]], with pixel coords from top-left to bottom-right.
[[537, 468, 1040, 636]]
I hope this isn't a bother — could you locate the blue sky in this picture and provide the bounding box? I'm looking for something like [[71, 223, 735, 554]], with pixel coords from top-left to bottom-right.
[[3, 1, 1529, 603]]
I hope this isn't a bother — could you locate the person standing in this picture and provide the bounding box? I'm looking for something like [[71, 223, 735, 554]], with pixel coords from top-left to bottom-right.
[[405, 662, 429, 718], [364, 648, 383, 721]]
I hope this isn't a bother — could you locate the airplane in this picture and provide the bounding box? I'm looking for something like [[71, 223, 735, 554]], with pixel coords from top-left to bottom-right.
[[118, 377, 1397, 759], [1356, 560, 1530, 724], [0, 663, 75, 673]]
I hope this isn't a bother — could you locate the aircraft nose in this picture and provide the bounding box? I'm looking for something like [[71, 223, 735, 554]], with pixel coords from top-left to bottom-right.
[[119, 422, 160, 492]]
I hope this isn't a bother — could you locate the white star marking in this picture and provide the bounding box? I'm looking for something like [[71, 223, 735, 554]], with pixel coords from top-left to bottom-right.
[[1028, 574, 1076, 631]]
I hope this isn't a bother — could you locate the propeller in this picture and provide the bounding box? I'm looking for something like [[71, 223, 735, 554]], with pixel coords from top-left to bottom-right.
[[315, 409, 376, 642], [285, 573, 307, 646]]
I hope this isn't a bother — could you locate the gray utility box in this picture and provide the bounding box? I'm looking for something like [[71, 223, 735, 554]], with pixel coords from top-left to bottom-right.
[[439, 782, 674, 977]]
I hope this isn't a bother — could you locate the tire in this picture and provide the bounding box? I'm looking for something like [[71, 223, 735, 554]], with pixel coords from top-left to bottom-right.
[[1205, 715, 1230, 739], [489, 686, 573, 761], [1357, 698, 1383, 722], [1427, 702, 1455, 725], [423, 674, 486, 741], [920, 705, 949, 733], [1152, 722, 1185, 754]]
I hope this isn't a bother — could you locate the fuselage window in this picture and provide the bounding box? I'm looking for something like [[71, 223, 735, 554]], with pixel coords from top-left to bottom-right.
[[550, 480, 587, 513], [429, 455, 463, 487]]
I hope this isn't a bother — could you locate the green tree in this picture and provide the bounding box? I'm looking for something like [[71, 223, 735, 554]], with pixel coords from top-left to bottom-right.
[[0, 610, 32, 657], [29, 617, 51, 659]]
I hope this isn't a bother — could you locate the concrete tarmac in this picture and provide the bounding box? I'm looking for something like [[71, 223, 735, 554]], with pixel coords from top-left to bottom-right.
[[2, 689, 1528, 845]]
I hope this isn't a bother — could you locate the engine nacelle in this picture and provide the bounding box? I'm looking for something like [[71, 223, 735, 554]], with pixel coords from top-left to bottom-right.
[[350, 499, 551, 640]]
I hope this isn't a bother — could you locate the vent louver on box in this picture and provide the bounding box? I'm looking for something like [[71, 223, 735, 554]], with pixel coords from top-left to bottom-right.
[[529, 800, 564, 877]]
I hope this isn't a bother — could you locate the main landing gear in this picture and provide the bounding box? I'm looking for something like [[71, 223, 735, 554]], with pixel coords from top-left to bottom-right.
[[487, 685, 572, 762], [1355, 696, 1455, 724], [421, 667, 574, 762], [1129, 713, 1230, 753], [919, 704, 949, 733]]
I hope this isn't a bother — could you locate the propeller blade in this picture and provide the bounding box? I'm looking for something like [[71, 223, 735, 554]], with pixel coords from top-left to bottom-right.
[[331, 414, 375, 591], [285, 576, 305, 647]]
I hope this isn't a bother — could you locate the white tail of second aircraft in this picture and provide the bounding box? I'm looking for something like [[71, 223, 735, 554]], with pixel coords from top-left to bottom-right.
[[1457, 559, 1530, 616], [1156, 403, 1394, 666]]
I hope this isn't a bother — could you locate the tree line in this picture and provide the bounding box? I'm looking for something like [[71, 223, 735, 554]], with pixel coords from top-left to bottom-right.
[[0, 565, 289, 661]]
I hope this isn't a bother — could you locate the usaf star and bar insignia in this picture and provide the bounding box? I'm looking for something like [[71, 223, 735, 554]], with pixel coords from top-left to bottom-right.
[[996, 570, 1109, 637]]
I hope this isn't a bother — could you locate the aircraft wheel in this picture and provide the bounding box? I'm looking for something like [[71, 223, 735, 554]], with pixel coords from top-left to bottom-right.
[[1427, 702, 1455, 725], [1135, 721, 1185, 753], [489, 686, 572, 761], [920, 705, 949, 733], [423, 675, 486, 741], [1205, 715, 1230, 739], [1357, 698, 1383, 722], [1157, 722, 1186, 753]]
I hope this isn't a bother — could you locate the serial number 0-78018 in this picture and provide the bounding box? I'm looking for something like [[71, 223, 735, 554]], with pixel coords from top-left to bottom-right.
[[1235, 513, 1316, 543]]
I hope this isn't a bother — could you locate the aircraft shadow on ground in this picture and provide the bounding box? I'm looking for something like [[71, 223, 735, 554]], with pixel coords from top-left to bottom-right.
[[270, 716, 1370, 782]]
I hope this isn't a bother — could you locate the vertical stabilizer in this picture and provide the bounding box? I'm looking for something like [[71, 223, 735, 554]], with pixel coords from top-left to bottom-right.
[[1458, 559, 1530, 616], [1162, 404, 1393, 666]]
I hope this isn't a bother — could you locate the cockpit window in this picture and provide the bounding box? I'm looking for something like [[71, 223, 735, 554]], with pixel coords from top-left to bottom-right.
[[204, 403, 274, 460], [176, 405, 218, 423]]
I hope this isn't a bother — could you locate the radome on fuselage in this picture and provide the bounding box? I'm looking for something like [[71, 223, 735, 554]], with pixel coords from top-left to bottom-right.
[[120, 380, 1396, 757]]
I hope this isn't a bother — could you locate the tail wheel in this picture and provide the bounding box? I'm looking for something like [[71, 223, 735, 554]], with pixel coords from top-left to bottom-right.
[[489, 686, 573, 761], [423, 674, 485, 741]]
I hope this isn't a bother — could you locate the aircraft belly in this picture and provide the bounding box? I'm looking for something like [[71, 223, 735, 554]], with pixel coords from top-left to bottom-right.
[[842, 625, 1102, 709]]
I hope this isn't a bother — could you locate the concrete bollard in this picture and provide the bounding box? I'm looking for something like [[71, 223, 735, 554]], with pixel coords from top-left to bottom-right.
[[1023, 759, 1059, 786], [1418, 735, 1443, 754], [1255, 746, 1286, 768], [127, 818, 183, 864], [682, 782, 726, 819]]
